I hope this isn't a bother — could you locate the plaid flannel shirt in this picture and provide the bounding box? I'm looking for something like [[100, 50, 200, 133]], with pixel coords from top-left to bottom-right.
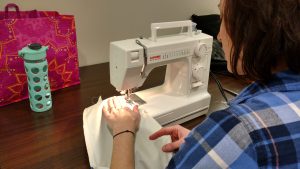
[[167, 71, 300, 169]]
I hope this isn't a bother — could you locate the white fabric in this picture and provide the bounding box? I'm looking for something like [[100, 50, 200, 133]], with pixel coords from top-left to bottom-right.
[[83, 97, 172, 169]]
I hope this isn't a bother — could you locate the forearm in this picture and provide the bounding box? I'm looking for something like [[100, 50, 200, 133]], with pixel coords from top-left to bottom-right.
[[111, 132, 135, 169]]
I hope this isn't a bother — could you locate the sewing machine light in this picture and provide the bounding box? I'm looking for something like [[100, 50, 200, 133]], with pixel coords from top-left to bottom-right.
[[120, 90, 127, 95], [130, 51, 140, 62]]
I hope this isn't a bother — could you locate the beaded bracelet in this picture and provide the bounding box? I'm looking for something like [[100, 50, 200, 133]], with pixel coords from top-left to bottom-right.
[[113, 130, 135, 139]]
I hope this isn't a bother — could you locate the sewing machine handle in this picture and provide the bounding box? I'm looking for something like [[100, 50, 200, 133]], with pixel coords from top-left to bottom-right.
[[151, 20, 193, 42]]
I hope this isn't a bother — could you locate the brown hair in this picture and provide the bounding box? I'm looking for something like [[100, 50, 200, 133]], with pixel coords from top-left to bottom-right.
[[223, 0, 300, 81]]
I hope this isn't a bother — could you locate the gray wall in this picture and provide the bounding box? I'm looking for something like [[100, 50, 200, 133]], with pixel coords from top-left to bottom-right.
[[1, 0, 219, 67]]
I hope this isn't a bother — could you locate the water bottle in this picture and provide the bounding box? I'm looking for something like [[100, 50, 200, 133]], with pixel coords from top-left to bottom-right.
[[18, 43, 52, 112]]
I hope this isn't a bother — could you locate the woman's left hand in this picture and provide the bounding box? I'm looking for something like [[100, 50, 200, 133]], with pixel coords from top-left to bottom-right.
[[102, 96, 141, 135]]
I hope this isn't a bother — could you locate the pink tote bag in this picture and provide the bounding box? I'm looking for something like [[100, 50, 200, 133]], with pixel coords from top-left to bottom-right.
[[0, 3, 80, 107]]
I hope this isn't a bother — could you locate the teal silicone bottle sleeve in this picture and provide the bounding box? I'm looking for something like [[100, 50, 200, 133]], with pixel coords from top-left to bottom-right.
[[19, 44, 52, 112]]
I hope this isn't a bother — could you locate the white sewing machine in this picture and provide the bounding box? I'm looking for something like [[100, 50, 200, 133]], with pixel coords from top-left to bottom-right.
[[109, 20, 213, 126]]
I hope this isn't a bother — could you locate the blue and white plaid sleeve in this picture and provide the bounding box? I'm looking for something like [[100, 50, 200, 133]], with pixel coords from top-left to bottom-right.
[[166, 110, 258, 169]]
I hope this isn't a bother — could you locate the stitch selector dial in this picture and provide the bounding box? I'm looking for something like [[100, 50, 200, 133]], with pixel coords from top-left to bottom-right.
[[191, 43, 209, 87], [194, 43, 208, 58]]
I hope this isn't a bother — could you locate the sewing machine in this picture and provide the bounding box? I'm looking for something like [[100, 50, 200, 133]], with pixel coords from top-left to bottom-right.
[[109, 20, 213, 126]]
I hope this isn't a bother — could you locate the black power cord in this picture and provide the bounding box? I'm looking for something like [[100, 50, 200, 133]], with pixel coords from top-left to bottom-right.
[[210, 71, 238, 105]]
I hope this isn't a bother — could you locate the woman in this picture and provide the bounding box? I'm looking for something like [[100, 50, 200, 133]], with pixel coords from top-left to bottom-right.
[[103, 0, 300, 168]]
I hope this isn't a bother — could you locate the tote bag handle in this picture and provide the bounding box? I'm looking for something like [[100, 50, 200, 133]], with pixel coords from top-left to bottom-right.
[[5, 3, 21, 19]]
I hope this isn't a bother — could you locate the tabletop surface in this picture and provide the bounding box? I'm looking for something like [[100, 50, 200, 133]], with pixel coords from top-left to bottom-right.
[[0, 63, 248, 169]]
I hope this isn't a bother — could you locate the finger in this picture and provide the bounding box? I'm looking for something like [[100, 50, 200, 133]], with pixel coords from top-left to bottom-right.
[[123, 107, 134, 114], [102, 104, 111, 119], [149, 126, 175, 140], [118, 96, 127, 108], [102, 104, 109, 114], [113, 96, 123, 109], [108, 98, 115, 110], [102, 99, 111, 113], [132, 105, 139, 113], [132, 105, 141, 122], [162, 140, 183, 152]]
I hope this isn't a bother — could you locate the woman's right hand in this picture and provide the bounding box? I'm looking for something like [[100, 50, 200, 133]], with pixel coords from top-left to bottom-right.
[[102, 96, 140, 135], [149, 125, 190, 153]]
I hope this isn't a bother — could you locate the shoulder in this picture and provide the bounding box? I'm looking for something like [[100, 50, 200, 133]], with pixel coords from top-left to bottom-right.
[[226, 91, 300, 168], [227, 91, 300, 133]]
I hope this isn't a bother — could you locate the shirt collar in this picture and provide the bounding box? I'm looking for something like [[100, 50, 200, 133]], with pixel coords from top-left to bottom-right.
[[229, 70, 300, 105]]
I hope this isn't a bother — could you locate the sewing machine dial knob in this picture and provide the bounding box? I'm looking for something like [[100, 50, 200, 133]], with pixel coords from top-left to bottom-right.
[[194, 43, 208, 58]]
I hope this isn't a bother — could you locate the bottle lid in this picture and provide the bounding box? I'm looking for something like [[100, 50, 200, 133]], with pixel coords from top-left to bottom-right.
[[18, 44, 49, 61], [28, 43, 42, 50]]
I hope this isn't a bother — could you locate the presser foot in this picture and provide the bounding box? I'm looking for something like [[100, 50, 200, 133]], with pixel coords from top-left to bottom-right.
[[127, 94, 146, 105]]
